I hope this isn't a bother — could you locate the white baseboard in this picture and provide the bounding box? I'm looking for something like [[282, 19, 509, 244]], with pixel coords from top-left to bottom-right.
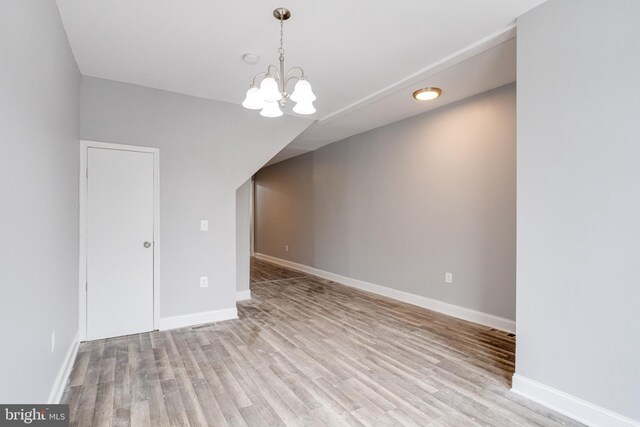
[[236, 290, 252, 301], [158, 307, 238, 331], [48, 330, 80, 404], [254, 253, 516, 333], [511, 374, 640, 427]]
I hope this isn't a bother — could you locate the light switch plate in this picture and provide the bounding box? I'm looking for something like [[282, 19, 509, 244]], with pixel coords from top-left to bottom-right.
[[200, 220, 208, 231], [200, 277, 208, 288]]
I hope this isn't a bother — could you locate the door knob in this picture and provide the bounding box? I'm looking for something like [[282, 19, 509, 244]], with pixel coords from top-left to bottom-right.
[[143, 241, 152, 248]]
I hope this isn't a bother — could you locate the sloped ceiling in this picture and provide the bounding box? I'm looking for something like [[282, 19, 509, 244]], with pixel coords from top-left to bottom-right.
[[56, 0, 546, 163]]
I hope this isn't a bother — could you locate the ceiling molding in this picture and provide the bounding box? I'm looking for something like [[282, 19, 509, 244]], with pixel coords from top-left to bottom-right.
[[265, 28, 518, 166], [318, 24, 517, 124]]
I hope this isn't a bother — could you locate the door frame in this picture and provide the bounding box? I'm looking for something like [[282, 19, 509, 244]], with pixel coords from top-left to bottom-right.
[[79, 140, 160, 341]]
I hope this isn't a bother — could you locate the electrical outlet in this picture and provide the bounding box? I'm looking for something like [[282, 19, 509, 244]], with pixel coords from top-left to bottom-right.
[[445, 272, 453, 284], [200, 220, 208, 231], [200, 277, 208, 288], [51, 331, 55, 353], [285, 244, 289, 252]]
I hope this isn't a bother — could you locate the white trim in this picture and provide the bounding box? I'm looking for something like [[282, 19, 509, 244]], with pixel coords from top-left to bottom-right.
[[157, 307, 238, 331], [254, 253, 516, 333], [79, 140, 161, 341], [249, 177, 255, 256], [511, 374, 640, 427], [47, 331, 80, 404], [236, 290, 252, 301]]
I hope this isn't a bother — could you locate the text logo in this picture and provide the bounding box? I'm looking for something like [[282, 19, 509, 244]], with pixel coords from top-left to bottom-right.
[[0, 405, 68, 426]]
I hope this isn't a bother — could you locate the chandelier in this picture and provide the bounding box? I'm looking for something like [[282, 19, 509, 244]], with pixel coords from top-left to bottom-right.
[[242, 8, 316, 118]]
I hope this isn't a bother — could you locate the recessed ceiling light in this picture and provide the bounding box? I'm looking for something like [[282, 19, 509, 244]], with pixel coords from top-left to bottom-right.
[[413, 87, 442, 101], [243, 54, 259, 65]]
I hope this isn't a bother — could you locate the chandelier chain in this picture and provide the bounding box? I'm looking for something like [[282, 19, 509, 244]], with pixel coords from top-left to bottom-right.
[[278, 18, 285, 59]]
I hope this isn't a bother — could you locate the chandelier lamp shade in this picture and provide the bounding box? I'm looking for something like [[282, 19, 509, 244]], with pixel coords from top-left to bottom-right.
[[242, 8, 316, 117]]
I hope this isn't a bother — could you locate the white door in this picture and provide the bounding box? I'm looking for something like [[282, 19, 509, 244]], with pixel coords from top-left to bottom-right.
[[86, 147, 155, 340]]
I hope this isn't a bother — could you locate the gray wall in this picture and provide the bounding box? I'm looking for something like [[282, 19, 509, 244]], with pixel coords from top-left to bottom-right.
[[256, 84, 516, 320], [0, 1, 80, 402], [236, 179, 251, 293], [81, 77, 311, 318], [516, 0, 640, 421]]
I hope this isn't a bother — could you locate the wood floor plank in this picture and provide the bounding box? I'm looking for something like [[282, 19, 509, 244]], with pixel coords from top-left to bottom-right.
[[63, 257, 583, 426]]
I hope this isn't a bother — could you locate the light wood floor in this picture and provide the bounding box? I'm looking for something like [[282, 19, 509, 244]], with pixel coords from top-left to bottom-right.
[[62, 258, 581, 426]]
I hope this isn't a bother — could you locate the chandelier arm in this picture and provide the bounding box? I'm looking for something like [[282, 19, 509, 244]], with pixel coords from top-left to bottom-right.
[[250, 72, 267, 87], [285, 66, 306, 80], [266, 64, 281, 81], [285, 75, 302, 88]]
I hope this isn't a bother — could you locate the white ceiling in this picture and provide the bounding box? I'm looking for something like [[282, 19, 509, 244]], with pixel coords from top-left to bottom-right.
[[56, 0, 546, 163], [270, 33, 518, 165]]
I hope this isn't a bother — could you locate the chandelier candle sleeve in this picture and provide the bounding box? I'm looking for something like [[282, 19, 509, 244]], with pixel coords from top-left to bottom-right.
[[242, 8, 316, 117]]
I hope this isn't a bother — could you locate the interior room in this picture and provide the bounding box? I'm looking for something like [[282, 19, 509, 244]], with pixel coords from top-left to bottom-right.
[[1, 1, 639, 426]]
